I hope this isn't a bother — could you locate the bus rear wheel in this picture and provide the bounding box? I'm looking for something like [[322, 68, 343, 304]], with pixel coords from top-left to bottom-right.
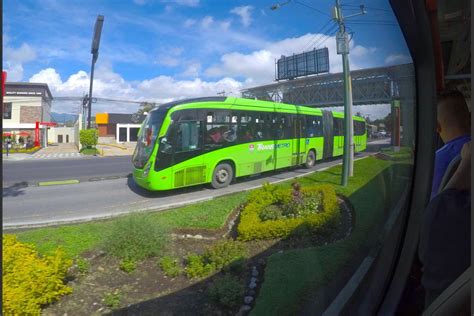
[[211, 162, 234, 189], [305, 150, 316, 169]]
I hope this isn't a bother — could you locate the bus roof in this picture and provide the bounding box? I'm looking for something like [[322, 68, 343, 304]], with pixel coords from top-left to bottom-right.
[[152, 96, 365, 121]]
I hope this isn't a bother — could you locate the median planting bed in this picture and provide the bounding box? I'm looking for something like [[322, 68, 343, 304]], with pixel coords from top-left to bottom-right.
[[3, 156, 412, 315]]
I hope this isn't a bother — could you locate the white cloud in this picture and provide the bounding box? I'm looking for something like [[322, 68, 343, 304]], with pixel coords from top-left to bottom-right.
[[385, 53, 412, 65], [3, 43, 37, 81], [220, 20, 231, 31], [184, 18, 196, 27], [28, 66, 242, 114], [230, 5, 253, 27], [205, 33, 379, 86], [181, 62, 201, 78], [201, 16, 214, 28], [155, 47, 183, 67]]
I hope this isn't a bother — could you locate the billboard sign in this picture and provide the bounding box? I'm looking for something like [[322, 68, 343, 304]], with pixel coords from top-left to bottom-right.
[[276, 47, 329, 81]]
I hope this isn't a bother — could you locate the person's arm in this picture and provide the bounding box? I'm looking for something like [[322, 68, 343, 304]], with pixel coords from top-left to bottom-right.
[[444, 142, 471, 191]]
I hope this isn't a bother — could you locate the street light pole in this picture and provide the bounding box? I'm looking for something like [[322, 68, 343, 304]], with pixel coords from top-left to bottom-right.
[[333, 0, 365, 186], [87, 15, 104, 129]]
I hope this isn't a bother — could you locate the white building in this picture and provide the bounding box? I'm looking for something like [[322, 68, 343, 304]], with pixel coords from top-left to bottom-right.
[[3, 82, 53, 145], [48, 126, 76, 144]]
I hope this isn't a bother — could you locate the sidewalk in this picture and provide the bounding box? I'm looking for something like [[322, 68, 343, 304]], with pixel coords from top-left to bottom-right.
[[2, 153, 32, 161], [96, 143, 135, 156]]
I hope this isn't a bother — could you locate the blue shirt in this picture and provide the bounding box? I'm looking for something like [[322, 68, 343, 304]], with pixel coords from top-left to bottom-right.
[[430, 134, 470, 199]]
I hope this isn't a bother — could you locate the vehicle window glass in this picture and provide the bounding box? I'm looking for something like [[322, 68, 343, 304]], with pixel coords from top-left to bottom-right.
[[274, 113, 292, 139], [304, 115, 323, 137], [174, 121, 201, 152]]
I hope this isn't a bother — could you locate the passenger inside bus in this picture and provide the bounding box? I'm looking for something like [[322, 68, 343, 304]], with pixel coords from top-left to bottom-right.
[[430, 90, 471, 199], [419, 141, 471, 307]]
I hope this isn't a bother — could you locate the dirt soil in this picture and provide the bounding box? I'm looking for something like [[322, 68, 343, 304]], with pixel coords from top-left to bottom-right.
[[42, 198, 354, 316]]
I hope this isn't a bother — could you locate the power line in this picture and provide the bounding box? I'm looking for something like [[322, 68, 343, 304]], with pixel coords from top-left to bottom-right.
[[307, 24, 339, 50], [302, 20, 337, 51], [294, 0, 332, 18]]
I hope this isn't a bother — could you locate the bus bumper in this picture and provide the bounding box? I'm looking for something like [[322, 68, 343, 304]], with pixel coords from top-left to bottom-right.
[[133, 168, 154, 190]]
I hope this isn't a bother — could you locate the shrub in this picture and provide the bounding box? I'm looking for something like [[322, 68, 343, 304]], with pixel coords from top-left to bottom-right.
[[79, 129, 98, 148], [2, 146, 40, 154], [76, 257, 90, 274], [184, 240, 249, 279], [119, 258, 137, 273], [237, 184, 340, 241], [185, 254, 214, 279], [159, 256, 181, 277], [103, 289, 121, 309], [102, 214, 168, 262], [203, 240, 248, 270], [2, 234, 72, 315], [259, 204, 284, 221], [208, 274, 244, 308]]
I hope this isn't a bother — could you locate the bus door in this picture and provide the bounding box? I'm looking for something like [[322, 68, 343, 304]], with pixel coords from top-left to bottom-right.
[[322, 110, 334, 159], [273, 105, 293, 169], [293, 114, 304, 166], [165, 119, 205, 188]]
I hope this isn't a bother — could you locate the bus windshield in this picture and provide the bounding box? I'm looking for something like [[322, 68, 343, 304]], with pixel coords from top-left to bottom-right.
[[132, 110, 166, 168]]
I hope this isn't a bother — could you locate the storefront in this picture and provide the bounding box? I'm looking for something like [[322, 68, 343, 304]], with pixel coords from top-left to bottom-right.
[[96, 113, 145, 143]]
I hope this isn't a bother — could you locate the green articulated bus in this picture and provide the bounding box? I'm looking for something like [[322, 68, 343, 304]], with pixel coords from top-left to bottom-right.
[[132, 97, 367, 191]]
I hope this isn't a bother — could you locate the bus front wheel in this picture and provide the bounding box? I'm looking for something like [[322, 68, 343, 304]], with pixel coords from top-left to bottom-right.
[[211, 162, 234, 189], [305, 150, 316, 169]]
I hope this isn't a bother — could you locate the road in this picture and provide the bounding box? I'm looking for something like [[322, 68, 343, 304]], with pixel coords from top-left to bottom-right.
[[3, 155, 372, 229], [3, 156, 133, 186], [2, 138, 390, 187]]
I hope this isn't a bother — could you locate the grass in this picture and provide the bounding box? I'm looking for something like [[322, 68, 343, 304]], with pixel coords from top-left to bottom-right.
[[251, 158, 412, 315], [80, 147, 99, 155], [14, 192, 247, 259], [10, 156, 411, 315]]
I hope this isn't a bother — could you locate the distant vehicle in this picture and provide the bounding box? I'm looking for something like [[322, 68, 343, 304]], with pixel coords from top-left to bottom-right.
[[132, 97, 367, 191], [377, 130, 387, 138]]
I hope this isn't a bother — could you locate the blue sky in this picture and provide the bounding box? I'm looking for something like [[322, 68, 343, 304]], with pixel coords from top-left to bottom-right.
[[3, 0, 412, 117]]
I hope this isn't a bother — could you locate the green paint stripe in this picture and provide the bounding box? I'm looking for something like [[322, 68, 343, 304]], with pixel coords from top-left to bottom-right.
[[38, 179, 80, 186]]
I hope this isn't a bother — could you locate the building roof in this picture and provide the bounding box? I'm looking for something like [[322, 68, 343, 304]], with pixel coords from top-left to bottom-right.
[[5, 82, 53, 100]]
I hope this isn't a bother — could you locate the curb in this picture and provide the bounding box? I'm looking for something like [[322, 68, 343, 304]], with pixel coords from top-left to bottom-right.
[[3, 156, 372, 230]]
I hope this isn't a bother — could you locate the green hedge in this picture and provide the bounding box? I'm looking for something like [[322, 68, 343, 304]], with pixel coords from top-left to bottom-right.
[[2, 146, 40, 154], [237, 184, 339, 241], [79, 129, 98, 148]]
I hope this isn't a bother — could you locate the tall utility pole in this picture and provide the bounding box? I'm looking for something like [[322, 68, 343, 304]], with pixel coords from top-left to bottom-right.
[[333, 1, 365, 186], [87, 15, 104, 129]]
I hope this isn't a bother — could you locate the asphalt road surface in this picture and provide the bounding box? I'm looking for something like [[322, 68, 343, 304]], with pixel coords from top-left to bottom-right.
[[2, 138, 389, 187], [3, 154, 372, 229], [3, 156, 133, 187]]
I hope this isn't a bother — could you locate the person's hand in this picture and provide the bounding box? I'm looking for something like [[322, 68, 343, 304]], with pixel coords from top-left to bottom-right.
[[460, 141, 470, 161]]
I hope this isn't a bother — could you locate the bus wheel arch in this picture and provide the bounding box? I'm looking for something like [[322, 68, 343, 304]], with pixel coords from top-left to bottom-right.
[[211, 160, 235, 189], [305, 149, 316, 169]]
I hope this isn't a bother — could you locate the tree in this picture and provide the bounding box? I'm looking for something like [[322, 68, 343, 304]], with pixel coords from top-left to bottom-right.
[[136, 102, 156, 115]]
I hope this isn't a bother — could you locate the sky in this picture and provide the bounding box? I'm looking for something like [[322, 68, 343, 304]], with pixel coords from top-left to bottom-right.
[[3, 0, 412, 118]]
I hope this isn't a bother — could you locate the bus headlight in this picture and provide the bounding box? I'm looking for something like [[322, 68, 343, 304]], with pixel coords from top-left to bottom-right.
[[143, 162, 151, 177]]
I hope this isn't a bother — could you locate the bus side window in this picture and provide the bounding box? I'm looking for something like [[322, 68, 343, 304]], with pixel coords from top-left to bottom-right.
[[333, 118, 343, 136], [314, 115, 323, 137], [274, 114, 292, 139], [174, 121, 201, 153], [239, 113, 254, 142]]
